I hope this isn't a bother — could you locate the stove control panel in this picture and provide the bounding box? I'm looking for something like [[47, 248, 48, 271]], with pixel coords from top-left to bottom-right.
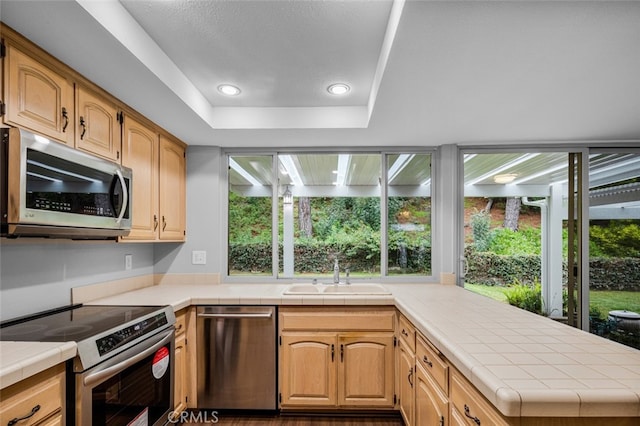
[[96, 312, 169, 356]]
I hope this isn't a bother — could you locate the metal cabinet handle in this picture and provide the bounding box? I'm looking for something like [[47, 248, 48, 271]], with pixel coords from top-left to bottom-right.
[[79, 116, 87, 139], [61, 107, 69, 132], [439, 415, 444, 426], [153, 214, 159, 231], [162, 215, 167, 231], [8, 405, 40, 426], [402, 329, 409, 337], [340, 344, 344, 362], [408, 367, 413, 388], [464, 404, 481, 425], [423, 355, 433, 368], [331, 344, 335, 362]]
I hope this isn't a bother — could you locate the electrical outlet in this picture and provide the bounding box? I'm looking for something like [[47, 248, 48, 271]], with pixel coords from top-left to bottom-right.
[[192, 250, 207, 265], [125, 254, 133, 270]]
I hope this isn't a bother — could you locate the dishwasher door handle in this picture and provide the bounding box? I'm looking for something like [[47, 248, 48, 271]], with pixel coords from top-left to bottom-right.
[[197, 312, 273, 319]]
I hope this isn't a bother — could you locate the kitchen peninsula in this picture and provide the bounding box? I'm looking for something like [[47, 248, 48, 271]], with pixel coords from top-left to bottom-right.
[[3, 280, 638, 425]]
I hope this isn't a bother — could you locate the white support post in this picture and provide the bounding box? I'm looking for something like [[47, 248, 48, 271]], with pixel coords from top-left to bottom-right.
[[283, 202, 294, 277], [547, 183, 565, 318]]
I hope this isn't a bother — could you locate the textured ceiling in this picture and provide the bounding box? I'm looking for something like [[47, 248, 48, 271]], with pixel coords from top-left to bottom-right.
[[1, 1, 639, 147]]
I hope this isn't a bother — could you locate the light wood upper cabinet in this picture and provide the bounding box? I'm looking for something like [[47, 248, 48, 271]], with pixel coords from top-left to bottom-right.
[[158, 135, 186, 241], [120, 116, 186, 242], [4, 44, 74, 145], [121, 115, 159, 241], [75, 85, 121, 161]]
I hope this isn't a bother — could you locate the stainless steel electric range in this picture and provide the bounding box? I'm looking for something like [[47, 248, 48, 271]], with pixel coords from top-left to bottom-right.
[[0, 304, 176, 426]]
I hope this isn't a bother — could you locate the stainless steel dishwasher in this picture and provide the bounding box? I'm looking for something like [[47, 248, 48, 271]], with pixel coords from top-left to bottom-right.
[[196, 306, 277, 410]]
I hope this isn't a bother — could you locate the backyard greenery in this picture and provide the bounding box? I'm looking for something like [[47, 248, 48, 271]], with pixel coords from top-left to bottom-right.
[[228, 193, 432, 275]]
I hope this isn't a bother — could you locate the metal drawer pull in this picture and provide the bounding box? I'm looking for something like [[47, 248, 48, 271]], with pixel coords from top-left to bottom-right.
[[464, 404, 481, 425], [8, 405, 40, 426], [402, 329, 409, 337], [439, 415, 444, 426], [331, 344, 335, 362], [423, 355, 433, 367], [408, 367, 414, 387]]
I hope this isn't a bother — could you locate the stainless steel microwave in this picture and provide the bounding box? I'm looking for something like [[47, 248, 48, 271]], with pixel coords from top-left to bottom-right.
[[1, 128, 132, 238]]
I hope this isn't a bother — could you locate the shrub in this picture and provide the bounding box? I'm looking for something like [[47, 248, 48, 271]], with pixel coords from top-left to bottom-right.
[[505, 279, 542, 314], [470, 210, 492, 252]]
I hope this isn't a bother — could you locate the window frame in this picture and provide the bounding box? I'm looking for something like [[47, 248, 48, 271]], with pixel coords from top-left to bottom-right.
[[222, 147, 438, 283]]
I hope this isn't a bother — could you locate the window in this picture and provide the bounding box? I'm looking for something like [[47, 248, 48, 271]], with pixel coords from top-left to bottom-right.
[[228, 155, 273, 276], [226, 151, 433, 279]]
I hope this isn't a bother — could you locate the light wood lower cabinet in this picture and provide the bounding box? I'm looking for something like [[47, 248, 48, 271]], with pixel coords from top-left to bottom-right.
[[173, 307, 197, 417], [0, 364, 65, 426], [397, 338, 415, 425], [173, 310, 188, 418], [279, 307, 395, 410], [281, 333, 337, 407], [416, 364, 447, 426]]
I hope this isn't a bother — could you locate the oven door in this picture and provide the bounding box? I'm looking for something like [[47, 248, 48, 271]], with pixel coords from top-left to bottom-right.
[[76, 328, 174, 426]]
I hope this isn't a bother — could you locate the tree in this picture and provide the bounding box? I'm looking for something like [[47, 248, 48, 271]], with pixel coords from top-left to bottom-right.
[[298, 197, 312, 238], [503, 197, 521, 231]]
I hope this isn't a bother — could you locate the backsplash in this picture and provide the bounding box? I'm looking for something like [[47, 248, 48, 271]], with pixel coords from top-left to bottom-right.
[[0, 241, 154, 320]]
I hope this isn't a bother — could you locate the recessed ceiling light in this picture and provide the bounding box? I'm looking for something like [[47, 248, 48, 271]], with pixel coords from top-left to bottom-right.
[[218, 84, 241, 96], [493, 173, 518, 184], [327, 83, 350, 95]]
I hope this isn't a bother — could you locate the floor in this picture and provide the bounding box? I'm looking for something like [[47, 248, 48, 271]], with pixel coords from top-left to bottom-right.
[[186, 413, 404, 425]]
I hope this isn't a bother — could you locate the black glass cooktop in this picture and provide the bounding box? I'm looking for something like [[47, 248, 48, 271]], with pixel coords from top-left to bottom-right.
[[0, 305, 163, 342]]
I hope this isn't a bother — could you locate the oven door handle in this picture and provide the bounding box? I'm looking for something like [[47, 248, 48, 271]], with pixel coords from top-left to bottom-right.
[[83, 329, 173, 387], [197, 312, 273, 319]]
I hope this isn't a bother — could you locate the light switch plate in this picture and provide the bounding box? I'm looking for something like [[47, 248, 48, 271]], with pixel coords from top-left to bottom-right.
[[192, 250, 207, 265], [125, 254, 132, 270]]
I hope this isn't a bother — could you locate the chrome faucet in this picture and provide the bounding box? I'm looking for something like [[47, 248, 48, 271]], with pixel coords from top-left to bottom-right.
[[333, 259, 340, 284]]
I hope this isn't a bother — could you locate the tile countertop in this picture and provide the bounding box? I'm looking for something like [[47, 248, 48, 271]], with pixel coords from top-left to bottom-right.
[[0, 341, 77, 389], [2, 282, 640, 418]]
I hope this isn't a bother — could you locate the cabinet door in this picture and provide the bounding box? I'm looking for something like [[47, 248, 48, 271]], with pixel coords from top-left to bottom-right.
[[280, 333, 337, 407], [121, 115, 159, 240], [173, 332, 187, 417], [158, 135, 186, 241], [5, 44, 74, 145], [76, 85, 121, 161], [397, 339, 415, 426], [338, 333, 394, 408], [416, 365, 448, 426]]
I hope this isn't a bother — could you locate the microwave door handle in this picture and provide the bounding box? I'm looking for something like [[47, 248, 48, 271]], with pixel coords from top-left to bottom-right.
[[113, 169, 128, 224]]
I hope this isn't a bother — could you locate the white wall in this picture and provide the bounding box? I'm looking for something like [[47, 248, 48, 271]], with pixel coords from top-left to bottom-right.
[[154, 146, 222, 275], [0, 241, 153, 320]]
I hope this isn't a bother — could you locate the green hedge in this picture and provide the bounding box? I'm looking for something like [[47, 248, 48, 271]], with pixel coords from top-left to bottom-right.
[[465, 247, 640, 291], [229, 242, 431, 274]]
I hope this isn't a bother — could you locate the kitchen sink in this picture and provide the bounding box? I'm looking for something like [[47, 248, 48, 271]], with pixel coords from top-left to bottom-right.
[[282, 284, 322, 294], [321, 283, 391, 294], [283, 283, 391, 295]]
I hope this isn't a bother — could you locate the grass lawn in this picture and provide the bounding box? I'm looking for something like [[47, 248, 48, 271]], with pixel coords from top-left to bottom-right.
[[464, 283, 640, 317]]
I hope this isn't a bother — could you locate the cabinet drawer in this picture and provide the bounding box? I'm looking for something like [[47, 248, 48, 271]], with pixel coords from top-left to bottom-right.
[[450, 369, 513, 426], [0, 365, 64, 426], [416, 333, 448, 394], [280, 307, 395, 331], [174, 310, 187, 336], [398, 314, 416, 352]]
